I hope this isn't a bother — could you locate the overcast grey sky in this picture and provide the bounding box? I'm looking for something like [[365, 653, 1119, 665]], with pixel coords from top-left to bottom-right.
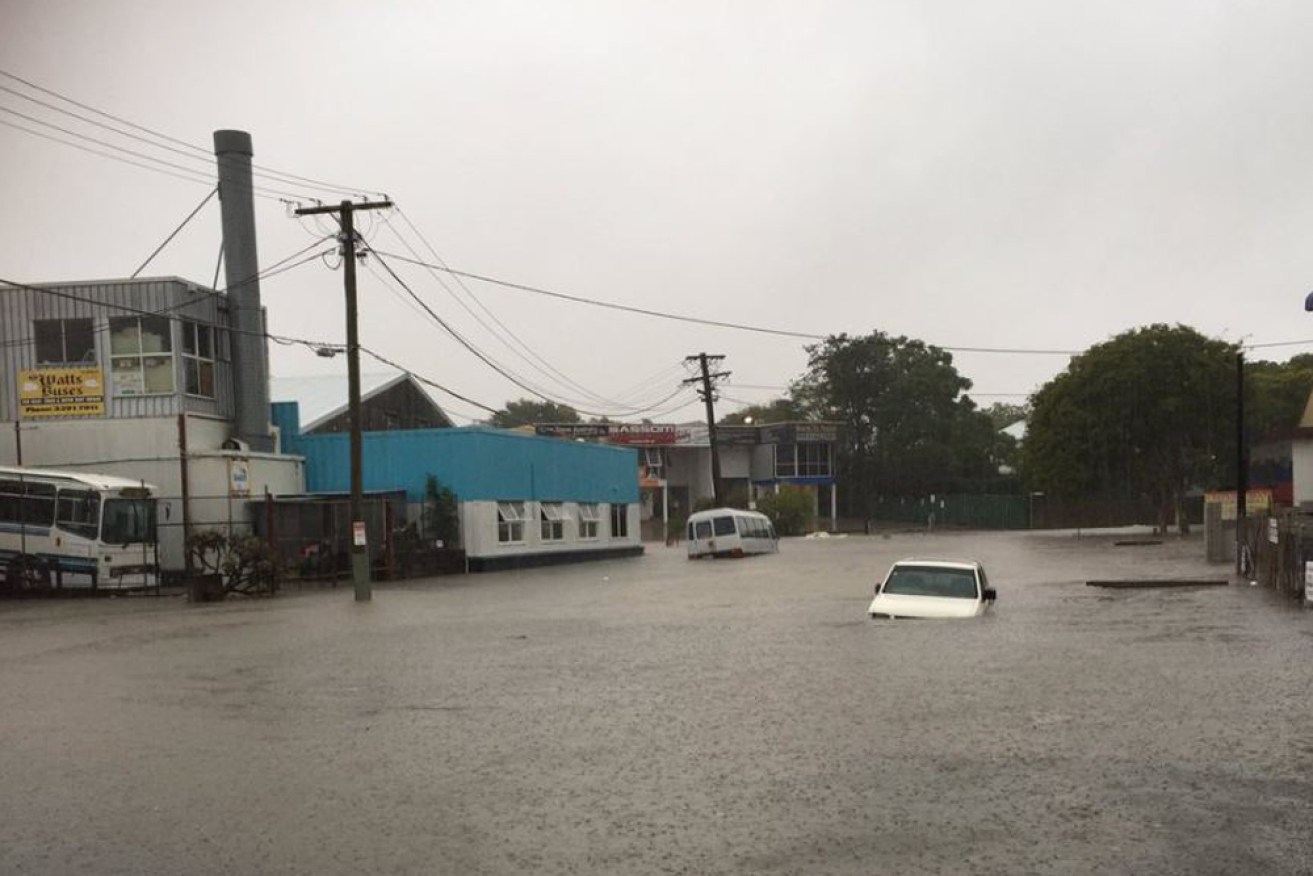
[[3, 0, 1312, 423]]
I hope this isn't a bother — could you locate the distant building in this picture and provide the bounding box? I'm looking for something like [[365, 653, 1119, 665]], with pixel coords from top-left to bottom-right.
[[534, 421, 840, 538], [271, 372, 452, 434]]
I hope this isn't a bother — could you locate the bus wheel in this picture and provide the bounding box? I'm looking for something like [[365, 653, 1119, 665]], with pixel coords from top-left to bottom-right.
[[5, 558, 49, 592]]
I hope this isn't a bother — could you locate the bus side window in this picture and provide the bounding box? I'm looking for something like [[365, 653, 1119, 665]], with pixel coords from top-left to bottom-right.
[[0, 480, 21, 524], [0, 480, 55, 526]]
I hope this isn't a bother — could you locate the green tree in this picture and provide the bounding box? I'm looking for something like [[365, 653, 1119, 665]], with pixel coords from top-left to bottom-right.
[[791, 331, 995, 514], [421, 475, 460, 547], [1022, 324, 1236, 533], [978, 402, 1028, 474], [756, 486, 815, 536], [719, 397, 807, 425], [489, 399, 580, 429], [1245, 353, 1313, 439], [980, 401, 1029, 431]]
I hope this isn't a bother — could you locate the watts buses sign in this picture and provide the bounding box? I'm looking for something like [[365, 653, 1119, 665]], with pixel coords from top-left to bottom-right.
[[19, 368, 106, 418]]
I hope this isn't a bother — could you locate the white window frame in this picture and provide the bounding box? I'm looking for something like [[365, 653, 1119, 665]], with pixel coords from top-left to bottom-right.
[[577, 503, 600, 540], [797, 441, 831, 477], [109, 315, 174, 396], [642, 447, 664, 480], [540, 501, 566, 541], [497, 501, 525, 544], [180, 320, 216, 399]]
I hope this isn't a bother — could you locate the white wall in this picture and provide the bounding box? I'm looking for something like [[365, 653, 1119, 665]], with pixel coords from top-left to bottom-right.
[[1293, 439, 1313, 507], [461, 500, 640, 560], [10, 416, 184, 469], [719, 446, 752, 479], [1, 416, 304, 572]]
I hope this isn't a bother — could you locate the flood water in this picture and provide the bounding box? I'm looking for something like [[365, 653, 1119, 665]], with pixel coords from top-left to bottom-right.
[[0, 530, 1309, 875]]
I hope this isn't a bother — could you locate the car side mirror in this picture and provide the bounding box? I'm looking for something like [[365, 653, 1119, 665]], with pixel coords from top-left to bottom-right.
[[982, 587, 997, 602]]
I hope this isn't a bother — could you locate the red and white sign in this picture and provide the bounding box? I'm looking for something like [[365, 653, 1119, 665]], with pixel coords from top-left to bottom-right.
[[352, 521, 367, 547], [608, 423, 678, 445]]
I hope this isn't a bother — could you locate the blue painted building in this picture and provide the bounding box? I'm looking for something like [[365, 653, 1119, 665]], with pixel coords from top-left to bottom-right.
[[272, 402, 643, 570]]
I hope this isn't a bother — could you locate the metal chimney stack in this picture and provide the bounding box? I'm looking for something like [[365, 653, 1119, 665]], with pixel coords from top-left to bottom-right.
[[213, 130, 273, 452]]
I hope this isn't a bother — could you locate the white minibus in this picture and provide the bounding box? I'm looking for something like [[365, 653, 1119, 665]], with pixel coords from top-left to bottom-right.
[[686, 507, 779, 559]]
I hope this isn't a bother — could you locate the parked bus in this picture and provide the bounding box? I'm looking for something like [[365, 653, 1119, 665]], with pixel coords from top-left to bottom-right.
[[686, 507, 779, 559], [0, 466, 159, 592]]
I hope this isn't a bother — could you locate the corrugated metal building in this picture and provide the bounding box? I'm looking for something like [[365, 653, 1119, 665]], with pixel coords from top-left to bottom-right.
[[272, 401, 643, 570], [0, 277, 305, 572]]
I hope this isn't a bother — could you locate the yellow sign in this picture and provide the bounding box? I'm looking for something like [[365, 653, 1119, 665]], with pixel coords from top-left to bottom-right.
[[1203, 488, 1272, 521], [19, 368, 106, 419]]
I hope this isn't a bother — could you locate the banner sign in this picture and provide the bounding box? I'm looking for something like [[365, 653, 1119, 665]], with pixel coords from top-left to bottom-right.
[[1203, 489, 1273, 521], [534, 420, 837, 447], [19, 368, 106, 419], [534, 423, 679, 445], [608, 424, 677, 445], [535, 423, 610, 439]]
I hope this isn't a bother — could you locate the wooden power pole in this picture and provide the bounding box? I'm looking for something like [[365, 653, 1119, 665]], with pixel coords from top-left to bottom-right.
[[684, 353, 729, 507], [294, 198, 392, 602]]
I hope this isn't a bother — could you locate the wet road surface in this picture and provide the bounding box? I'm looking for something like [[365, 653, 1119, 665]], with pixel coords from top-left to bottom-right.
[[0, 531, 1310, 875]]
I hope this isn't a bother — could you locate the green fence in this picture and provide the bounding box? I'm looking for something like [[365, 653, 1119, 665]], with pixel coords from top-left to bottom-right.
[[869, 494, 1029, 530]]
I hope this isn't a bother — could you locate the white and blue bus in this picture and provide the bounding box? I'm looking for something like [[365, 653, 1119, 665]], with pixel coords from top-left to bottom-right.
[[686, 507, 779, 559], [0, 466, 159, 592]]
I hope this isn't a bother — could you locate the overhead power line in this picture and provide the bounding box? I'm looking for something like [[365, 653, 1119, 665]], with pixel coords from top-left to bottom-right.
[[382, 205, 628, 410], [0, 68, 383, 199], [0, 117, 222, 191], [1244, 339, 1313, 350], [371, 249, 827, 341], [366, 248, 692, 419], [368, 250, 1083, 355], [0, 114, 306, 203]]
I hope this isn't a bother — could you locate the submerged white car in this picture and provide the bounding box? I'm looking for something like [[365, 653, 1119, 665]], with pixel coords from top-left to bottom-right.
[[868, 559, 997, 619]]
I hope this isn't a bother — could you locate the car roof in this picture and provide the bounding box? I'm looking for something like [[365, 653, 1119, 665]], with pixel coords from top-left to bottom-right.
[[889, 558, 980, 571]]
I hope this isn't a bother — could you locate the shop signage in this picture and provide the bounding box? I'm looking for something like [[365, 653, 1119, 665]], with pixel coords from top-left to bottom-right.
[[1203, 489, 1273, 522], [760, 423, 839, 445], [535, 423, 610, 439], [609, 423, 677, 445], [18, 368, 106, 419]]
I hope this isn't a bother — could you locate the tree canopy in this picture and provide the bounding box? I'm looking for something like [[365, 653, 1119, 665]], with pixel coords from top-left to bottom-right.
[[1244, 353, 1313, 439], [1021, 324, 1236, 531], [488, 399, 580, 429], [791, 331, 999, 513]]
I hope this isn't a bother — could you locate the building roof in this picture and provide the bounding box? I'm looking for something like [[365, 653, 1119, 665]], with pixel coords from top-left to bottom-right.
[[1002, 419, 1027, 441], [270, 371, 447, 433]]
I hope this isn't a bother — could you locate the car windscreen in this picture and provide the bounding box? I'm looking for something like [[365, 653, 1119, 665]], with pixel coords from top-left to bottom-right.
[[881, 566, 978, 599]]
